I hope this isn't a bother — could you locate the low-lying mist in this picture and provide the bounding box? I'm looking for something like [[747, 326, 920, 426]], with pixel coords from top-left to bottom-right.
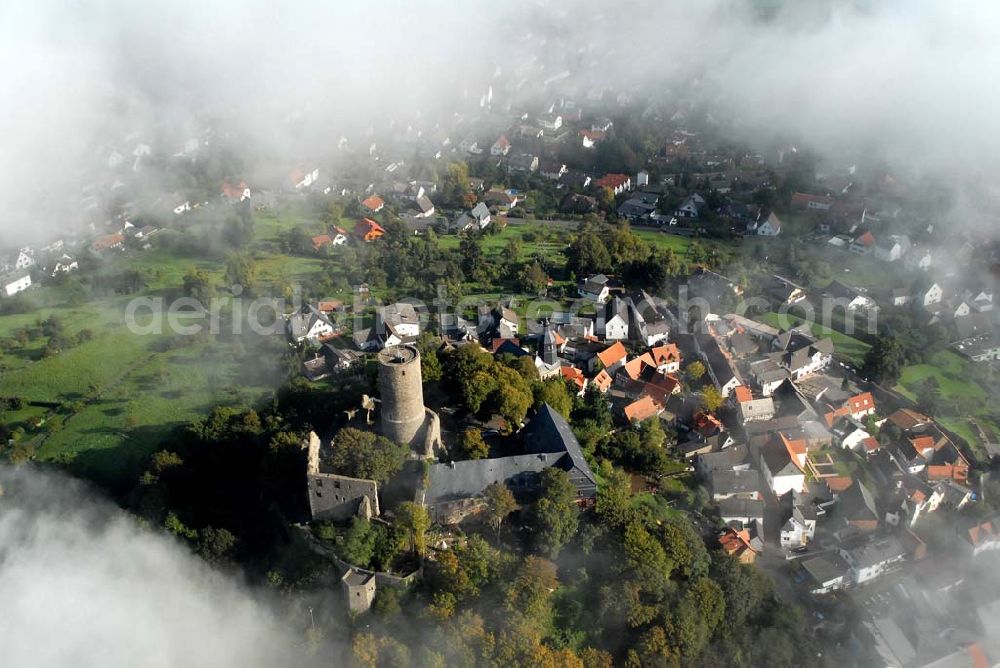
[[0, 465, 325, 668]]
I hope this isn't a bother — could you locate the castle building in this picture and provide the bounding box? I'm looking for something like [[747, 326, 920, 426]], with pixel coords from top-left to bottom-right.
[[377, 345, 442, 457]]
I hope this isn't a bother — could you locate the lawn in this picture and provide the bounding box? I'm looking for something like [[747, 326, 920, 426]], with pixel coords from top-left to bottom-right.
[[801, 244, 913, 291], [894, 351, 986, 404], [0, 207, 317, 487], [757, 311, 871, 366], [437, 221, 572, 266]]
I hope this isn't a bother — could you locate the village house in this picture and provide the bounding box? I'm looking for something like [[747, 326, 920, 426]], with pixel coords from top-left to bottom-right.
[[717, 497, 765, 528], [598, 296, 630, 341], [839, 535, 907, 584], [791, 192, 833, 211], [594, 173, 632, 196], [580, 274, 613, 303], [755, 433, 806, 496], [719, 527, 759, 564], [14, 248, 35, 270], [490, 135, 511, 156], [221, 181, 251, 202], [418, 405, 597, 524], [287, 305, 338, 344], [780, 504, 818, 548], [874, 235, 911, 262], [753, 211, 782, 236], [361, 195, 385, 213], [580, 129, 605, 148], [507, 153, 539, 173], [596, 341, 628, 374], [484, 188, 520, 212], [850, 231, 876, 255], [2, 272, 32, 297], [354, 218, 385, 242], [288, 168, 319, 190], [675, 193, 706, 219]]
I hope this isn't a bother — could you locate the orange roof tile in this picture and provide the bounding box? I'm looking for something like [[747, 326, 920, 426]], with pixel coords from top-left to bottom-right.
[[849, 392, 875, 414], [650, 343, 681, 366], [592, 369, 613, 392], [596, 341, 627, 368], [621, 353, 655, 381], [824, 405, 850, 427], [733, 386, 753, 403], [624, 396, 663, 422], [560, 366, 586, 390], [693, 411, 722, 435], [596, 173, 630, 189], [361, 195, 384, 211], [780, 432, 807, 469]]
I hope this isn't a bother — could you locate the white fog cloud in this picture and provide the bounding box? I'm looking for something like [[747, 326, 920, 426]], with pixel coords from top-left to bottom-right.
[[1, 0, 999, 240], [0, 466, 322, 668]]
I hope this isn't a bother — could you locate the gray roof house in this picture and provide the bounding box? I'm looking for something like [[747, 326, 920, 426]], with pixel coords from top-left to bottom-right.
[[419, 404, 596, 523]]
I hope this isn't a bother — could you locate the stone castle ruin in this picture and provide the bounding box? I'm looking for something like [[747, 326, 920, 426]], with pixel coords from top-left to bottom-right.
[[304, 344, 442, 522], [376, 344, 441, 458], [305, 431, 380, 522]]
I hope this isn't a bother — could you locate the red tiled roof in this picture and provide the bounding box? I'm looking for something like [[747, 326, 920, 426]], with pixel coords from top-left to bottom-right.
[[361, 195, 384, 211], [862, 437, 881, 452], [855, 231, 876, 247], [597, 341, 627, 368], [621, 353, 656, 381], [221, 181, 248, 199], [560, 365, 586, 391], [354, 218, 385, 240], [595, 173, 630, 189], [650, 343, 681, 367], [791, 192, 832, 207], [733, 386, 753, 403], [780, 432, 807, 469], [491, 337, 519, 352], [693, 411, 722, 436], [592, 369, 612, 392], [887, 408, 932, 431], [849, 392, 875, 414], [967, 520, 997, 546], [624, 395, 663, 422], [824, 405, 850, 428]]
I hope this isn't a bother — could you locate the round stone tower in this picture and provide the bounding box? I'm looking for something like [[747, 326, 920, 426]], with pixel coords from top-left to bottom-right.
[[377, 344, 426, 447]]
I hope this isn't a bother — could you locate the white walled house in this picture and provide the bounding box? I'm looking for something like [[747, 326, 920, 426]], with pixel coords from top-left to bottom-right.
[[922, 283, 944, 307], [287, 306, 337, 344], [15, 248, 35, 270], [756, 212, 782, 236], [50, 254, 79, 277], [2, 273, 32, 297], [580, 274, 611, 303], [600, 297, 629, 341], [758, 437, 805, 497], [840, 537, 906, 585], [780, 506, 817, 548]]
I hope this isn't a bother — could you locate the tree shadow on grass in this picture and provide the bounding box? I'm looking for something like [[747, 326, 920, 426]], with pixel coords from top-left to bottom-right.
[[69, 423, 187, 498]]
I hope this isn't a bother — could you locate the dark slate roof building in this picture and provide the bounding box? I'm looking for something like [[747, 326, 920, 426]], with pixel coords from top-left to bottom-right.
[[419, 404, 596, 523], [522, 404, 598, 499]]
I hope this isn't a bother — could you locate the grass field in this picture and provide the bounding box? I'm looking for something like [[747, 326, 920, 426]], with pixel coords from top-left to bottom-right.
[[894, 350, 986, 403], [757, 311, 871, 366], [0, 206, 316, 488]]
